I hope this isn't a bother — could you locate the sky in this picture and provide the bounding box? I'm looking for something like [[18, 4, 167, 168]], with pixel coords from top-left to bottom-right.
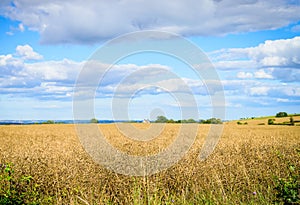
[[0, 0, 300, 121]]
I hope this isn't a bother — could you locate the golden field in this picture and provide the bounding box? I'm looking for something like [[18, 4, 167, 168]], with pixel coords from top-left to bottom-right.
[[0, 123, 299, 204], [226, 115, 300, 126]]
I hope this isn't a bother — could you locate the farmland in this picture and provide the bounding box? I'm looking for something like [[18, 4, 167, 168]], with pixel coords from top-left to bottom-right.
[[0, 123, 299, 204]]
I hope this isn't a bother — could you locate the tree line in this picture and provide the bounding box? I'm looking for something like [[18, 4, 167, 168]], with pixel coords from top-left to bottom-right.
[[154, 115, 222, 124]]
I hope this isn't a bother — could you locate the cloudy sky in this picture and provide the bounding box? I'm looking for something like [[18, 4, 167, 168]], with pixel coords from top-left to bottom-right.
[[0, 0, 300, 120]]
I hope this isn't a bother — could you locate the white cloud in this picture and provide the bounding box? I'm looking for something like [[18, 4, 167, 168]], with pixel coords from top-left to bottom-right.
[[18, 23, 25, 32], [1, 43, 299, 120], [211, 36, 300, 67], [254, 69, 273, 79], [247, 37, 300, 67], [211, 36, 300, 82], [272, 67, 300, 82], [213, 60, 256, 70], [5, 31, 13, 36], [16, 45, 43, 60], [0, 46, 81, 99], [5, 23, 25, 36], [1, 0, 300, 44], [237, 71, 253, 79], [21, 58, 81, 81], [0, 54, 22, 67], [249, 86, 270, 96], [276, 98, 289, 102]]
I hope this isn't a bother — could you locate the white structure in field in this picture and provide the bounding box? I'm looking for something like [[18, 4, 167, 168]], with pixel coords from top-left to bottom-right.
[[142, 119, 150, 123]]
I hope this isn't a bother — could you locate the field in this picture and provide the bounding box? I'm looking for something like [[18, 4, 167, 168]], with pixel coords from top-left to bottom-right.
[[226, 115, 300, 126], [0, 123, 299, 204]]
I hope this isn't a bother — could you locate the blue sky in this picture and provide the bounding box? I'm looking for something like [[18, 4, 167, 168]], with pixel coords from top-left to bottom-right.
[[0, 0, 300, 120]]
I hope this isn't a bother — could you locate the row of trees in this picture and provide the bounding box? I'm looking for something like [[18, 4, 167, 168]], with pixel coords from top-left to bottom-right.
[[90, 116, 222, 124], [155, 116, 222, 124], [87, 112, 299, 125], [268, 117, 296, 126]]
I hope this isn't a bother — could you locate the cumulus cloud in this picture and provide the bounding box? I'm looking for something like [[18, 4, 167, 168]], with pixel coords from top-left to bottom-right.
[[211, 36, 300, 82], [1, 0, 300, 44], [0, 46, 80, 99], [21, 59, 81, 81], [1, 43, 299, 115], [16, 44, 43, 60], [1, 46, 210, 100], [0, 54, 23, 77], [211, 37, 300, 67], [247, 37, 300, 67]]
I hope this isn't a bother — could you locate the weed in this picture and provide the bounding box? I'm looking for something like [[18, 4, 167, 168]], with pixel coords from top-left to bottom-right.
[[274, 150, 300, 204]]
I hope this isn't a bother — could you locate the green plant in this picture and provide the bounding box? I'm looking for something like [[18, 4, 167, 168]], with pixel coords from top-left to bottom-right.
[[90, 118, 98, 123], [237, 121, 248, 125], [0, 163, 40, 205], [273, 150, 300, 204], [276, 112, 288, 118], [155, 115, 168, 123], [42, 120, 55, 124], [200, 118, 223, 124], [268, 119, 275, 125], [290, 117, 295, 126]]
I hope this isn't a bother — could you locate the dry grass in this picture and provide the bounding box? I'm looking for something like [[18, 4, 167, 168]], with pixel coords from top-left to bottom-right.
[[226, 115, 300, 126], [0, 124, 299, 204]]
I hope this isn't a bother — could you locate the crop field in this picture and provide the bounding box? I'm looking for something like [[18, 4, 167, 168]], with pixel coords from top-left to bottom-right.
[[0, 123, 299, 204]]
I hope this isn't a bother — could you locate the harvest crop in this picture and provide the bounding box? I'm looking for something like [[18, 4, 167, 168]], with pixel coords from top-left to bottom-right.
[[0, 124, 299, 204]]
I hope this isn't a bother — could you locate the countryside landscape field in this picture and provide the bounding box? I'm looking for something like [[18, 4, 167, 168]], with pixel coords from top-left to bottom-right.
[[1, 117, 299, 204], [1, 1, 300, 204]]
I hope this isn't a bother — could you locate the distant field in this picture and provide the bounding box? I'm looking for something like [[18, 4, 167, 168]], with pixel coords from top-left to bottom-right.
[[0, 124, 299, 204], [226, 115, 300, 126]]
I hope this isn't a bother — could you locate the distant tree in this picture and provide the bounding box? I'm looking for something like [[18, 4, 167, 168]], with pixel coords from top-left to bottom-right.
[[290, 117, 295, 126], [237, 121, 248, 125], [201, 118, 222, 124], [276, 112, 288, 118], [90, 118, 98, 123], [181, 119, 196, 123], [186, 118, 196, 123], [268, 119, 275, 125], [43, 120, 55, 124], [155, 116, 168, 123], [167, 119, 175, 123]]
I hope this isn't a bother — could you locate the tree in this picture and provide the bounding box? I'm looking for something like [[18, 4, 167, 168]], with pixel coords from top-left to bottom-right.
[[276, 112, 288, 118], [268, 119, 275, 125], [43, 120, 55, 124], [90, 118, 98, 123], [290, 117, 295, 126], [186, 118, 196, 123], [167, 119, 175, 123], [200, 118, 222, 124], [155, 116, 168, 123]]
